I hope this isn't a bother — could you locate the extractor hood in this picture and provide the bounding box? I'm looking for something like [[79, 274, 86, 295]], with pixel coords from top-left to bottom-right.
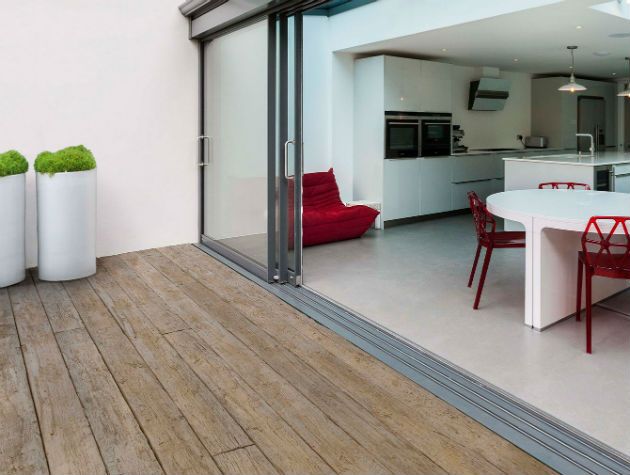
[[468, 78, 511, 111]]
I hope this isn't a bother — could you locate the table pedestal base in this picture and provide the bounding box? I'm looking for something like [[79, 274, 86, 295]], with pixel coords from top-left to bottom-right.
[[530, 221, 629, 330]]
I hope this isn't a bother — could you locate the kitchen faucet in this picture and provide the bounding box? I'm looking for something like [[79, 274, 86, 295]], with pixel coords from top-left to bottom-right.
[[576, 133, 595, 156]]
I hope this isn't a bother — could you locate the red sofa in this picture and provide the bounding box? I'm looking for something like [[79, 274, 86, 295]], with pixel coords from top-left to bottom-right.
[[298, 168, 379, 247]]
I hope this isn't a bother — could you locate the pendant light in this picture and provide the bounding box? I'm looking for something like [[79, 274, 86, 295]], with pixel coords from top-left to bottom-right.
[[618, 57, 630, 98], [558, 46, 587, 93]]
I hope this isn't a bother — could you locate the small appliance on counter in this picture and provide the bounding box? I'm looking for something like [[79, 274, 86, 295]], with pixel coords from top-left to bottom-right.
[[452, 125, 467, 153], [518, 135, 548, 149]]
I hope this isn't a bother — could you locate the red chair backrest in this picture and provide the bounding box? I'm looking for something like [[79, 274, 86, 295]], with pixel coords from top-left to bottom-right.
[[468, 191, 496, 244], [538, 182, 591, 190], [302, 168, 343, 210], [581, 216, 630, 271]]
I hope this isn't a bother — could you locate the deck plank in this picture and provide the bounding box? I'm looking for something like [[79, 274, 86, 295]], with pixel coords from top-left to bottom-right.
[[33, 277, 164, 475], [134, 249, 451, 475], [167, 244, 557, 475], [90, 258, 252, 456], [63, 277, 222, 475], [214, 445, 281, 475], [8, 277, 106, 475], [0, 289, 49, 475], [167, 329, 332, 475]]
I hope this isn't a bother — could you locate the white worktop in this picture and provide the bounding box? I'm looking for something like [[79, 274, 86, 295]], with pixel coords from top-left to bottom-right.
[[451, 147, 567, 157], [503, 151, 630, 166], [488, 189, 630, 223]]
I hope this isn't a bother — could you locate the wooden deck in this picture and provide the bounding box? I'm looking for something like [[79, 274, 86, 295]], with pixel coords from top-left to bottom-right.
[[0, 244, 556, 475]]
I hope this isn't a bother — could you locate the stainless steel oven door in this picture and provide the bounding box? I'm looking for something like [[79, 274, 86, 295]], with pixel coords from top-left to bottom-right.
[[385, 119, 419, 158], [421, 120, 451, 156]]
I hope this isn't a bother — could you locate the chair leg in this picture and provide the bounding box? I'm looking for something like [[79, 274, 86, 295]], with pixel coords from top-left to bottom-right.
[[575, 258, 583, 322], [585, 271, 592, 354], [473, 246, 493, 310], [468, 243, 482, 288]]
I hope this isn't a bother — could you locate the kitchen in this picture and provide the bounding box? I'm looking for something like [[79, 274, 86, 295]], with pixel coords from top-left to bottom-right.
[[352, 54, 622, 226], [298, 0, 630, 460]]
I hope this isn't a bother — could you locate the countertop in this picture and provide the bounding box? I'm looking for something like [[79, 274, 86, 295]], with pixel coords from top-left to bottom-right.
[[451, 147, 567, 157], [502, 151, 630, 167]]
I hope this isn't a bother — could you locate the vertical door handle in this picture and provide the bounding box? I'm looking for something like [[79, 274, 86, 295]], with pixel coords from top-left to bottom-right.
[[284, 139, 295, 178], [198, 135, 210, 167]]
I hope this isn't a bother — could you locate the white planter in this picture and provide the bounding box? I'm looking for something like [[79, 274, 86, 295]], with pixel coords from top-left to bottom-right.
[[0, 174, 26, 287], [37, 169, 96, 281]]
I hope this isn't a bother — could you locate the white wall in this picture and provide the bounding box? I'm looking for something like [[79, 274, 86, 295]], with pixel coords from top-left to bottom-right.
[[450, 67, 532, 150], [303, 17, 355, 201], [331, 53, 355, 201], [532, 77, 618, 149], [0, 0, 198, 268], [304, 17, 333, 175]]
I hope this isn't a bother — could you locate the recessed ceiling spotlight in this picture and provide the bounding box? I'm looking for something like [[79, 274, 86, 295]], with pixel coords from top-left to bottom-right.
[[441, 48, 448, 52], [576, 25, 583, 29], [613, 72, 617, 75], [594, 51, 611, 56], [513, 58, 519, 62], [609, 32, 630, 38]]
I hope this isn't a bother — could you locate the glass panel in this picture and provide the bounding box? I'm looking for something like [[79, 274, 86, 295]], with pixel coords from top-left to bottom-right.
[[203, 20, 269, 267]]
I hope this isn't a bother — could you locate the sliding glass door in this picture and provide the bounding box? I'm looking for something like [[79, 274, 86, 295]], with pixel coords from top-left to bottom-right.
[[200, 12, 303, 285], [201, 20, 270, 272]]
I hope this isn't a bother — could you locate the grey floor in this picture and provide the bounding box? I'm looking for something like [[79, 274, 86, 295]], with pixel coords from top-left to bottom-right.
[[303, 214, 630, 457]]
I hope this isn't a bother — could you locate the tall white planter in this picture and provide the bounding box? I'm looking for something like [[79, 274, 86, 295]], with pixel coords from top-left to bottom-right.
[[37, 169, 96, 281], [0, 174, 26, 287]]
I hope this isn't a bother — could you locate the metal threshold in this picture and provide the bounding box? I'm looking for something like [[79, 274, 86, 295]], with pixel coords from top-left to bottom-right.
[[196, 243, 630, 475]]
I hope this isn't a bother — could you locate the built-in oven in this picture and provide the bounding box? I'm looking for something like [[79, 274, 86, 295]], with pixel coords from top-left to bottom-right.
[[385, 112, 452, 159], [384, 114, 420, 158], [421, 117, 452, 156]]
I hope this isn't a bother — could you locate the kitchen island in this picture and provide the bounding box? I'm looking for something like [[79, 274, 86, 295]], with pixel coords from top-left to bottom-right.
[[503, 151, 630, 192]]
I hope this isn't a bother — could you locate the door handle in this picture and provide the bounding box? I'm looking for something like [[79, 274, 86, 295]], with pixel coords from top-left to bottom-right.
[[284, 139, 295, 178], [198, 135, 210, 167]]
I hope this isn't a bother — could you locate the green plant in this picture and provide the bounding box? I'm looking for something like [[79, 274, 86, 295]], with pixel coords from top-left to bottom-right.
[[34, 145, 96, 175], [0, 150, 29, 178]]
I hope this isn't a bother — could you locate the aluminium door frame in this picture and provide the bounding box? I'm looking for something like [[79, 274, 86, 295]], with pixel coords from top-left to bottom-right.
[[197, 8, 304, 284], [197, 19, 273, 282]]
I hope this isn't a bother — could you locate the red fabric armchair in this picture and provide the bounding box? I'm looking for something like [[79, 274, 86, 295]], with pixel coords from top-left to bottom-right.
[[300, 168, 379, 247]]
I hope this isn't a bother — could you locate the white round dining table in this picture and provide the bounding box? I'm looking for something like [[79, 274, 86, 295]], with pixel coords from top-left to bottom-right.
[[486, 189, 630, 330]]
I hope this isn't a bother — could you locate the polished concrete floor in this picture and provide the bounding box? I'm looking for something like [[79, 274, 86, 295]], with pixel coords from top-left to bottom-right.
[[303, 214, 630, 457]]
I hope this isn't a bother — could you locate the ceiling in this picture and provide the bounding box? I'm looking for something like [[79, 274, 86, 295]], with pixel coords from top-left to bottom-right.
[[342, 0, 630, 80]]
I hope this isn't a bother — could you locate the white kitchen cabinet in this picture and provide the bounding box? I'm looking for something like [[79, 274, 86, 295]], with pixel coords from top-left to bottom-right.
[[383, 159, 420, 220], [419, 157, 452, 215], [419, 61, 452, 113], [451, 179, 495, 210], [452, 155, 503, 182], [384, 56, 423, 112]]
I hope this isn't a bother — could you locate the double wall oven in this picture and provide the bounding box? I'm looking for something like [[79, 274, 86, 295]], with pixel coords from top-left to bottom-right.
[[385, 111, 452, 159]]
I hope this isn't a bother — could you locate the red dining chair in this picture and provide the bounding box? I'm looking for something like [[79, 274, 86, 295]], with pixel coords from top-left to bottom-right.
[[467, 192, 526, 309], [576, 216, 630, 354], [539, 182, 591, 190]]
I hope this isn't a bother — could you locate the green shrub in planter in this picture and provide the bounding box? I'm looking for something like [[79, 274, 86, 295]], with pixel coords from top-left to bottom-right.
[[0, 150, 29, 177], [34, 145, 96, 175]]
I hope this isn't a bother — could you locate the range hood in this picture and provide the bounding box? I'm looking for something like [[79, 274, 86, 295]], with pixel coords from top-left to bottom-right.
[[468, 78, 511, 111]]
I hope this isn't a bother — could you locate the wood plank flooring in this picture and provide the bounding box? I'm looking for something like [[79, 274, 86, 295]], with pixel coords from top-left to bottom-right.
[[1, 245, 557, 475]]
